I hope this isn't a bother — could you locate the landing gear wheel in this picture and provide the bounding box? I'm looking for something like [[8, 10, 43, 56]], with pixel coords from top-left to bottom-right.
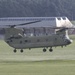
[[49, 48, 53, 52], [14, 49, 17, 53], [43, 49, 47, 52], [20, 49, 23, 53]]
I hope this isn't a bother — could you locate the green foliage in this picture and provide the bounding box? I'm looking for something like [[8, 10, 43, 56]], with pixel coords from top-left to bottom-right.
[[0, 0, 74, 20]]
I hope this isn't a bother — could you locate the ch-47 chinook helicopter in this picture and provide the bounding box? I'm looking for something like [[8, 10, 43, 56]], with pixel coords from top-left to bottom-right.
[[0, 19, 73, 53]]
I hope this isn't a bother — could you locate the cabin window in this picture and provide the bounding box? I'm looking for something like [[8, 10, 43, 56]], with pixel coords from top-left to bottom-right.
[[10, 40, 12, 42], [25, 40, 28, 42], [6, 41, 9, 43], [20, 41, 22, 44], [55, 38, 57, 41]]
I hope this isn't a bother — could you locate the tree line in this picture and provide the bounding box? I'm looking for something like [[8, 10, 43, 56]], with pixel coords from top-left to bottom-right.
[[0, 0, 75, 20]]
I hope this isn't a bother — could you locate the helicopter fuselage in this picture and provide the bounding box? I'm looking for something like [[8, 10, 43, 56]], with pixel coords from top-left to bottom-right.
[[4, 27, 72, 52], [5, 34, 72, 49]]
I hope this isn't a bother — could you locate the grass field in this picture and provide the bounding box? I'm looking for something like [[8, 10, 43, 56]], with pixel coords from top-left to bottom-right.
[[0, 60, 75, 75], [0, 35, 75, 75]]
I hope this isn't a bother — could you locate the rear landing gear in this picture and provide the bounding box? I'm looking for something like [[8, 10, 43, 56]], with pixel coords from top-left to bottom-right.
[[43, 47, 53, 52]]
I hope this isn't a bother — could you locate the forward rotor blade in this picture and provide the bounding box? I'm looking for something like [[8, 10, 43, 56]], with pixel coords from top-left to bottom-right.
[[0, 20, 41, 28], [10, 20, 41, 28], [18, 20, 41, 26]]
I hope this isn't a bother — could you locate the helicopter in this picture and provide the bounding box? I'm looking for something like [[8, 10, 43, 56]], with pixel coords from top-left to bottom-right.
[[0, 20, 72, 53]]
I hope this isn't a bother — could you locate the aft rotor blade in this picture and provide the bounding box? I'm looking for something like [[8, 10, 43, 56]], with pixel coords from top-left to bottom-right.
[[48, 25, 75, 29]]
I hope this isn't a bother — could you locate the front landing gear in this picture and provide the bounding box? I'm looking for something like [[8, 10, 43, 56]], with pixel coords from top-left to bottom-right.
[[13, 49, 24, 53], [49, 48, 53, 52], [13, 49, 17, 53], [20, 49, 23, 53]]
